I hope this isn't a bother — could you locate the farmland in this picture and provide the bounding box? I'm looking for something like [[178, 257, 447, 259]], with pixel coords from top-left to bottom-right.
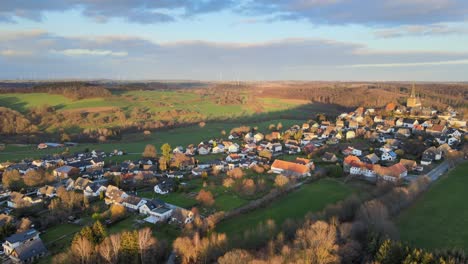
[[397, 162, 468, 251]]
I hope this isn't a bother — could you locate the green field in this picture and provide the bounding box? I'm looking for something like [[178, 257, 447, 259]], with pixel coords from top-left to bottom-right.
[[0, 119, 304, 162], [398, 162, 468, 251], [216, 178, 353, 236]]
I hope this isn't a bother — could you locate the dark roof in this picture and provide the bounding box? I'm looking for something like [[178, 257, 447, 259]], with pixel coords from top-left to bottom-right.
[[145, 199, 166, 210], [13, 238, 47, 261], [122, 195, 142, 206], [89, 183, 104, 192], [5, 229, 39, 243]]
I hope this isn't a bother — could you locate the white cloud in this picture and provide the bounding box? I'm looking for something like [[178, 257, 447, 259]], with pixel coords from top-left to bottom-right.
[[55, 49, 128, 57], [344, 59, 468, 68]]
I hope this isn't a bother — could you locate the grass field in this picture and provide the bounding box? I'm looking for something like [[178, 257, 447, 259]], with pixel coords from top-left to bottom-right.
[[216, 178, 353, 236], [0, 119, 305, 162], [397, 162, 468, 251]]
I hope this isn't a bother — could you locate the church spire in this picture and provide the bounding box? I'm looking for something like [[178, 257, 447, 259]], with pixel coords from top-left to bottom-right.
[[411, 83, 416, 98]]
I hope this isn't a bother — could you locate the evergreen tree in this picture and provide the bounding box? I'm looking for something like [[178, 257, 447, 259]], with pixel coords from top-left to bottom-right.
[[92, 221, 107, 244], [120, 231, 139, 264]]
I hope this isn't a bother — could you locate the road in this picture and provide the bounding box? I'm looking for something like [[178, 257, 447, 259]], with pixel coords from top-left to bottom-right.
[[426, 161, 449, 181], [405, 161, 449, 182]]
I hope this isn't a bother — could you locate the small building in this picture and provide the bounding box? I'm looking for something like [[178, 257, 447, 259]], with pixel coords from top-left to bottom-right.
[[154, 179, 175, 195], [322, 152, 338, 163], [53, 165, 78, 178], [139, 199, 173, 224], [271, 159, 310, 177], [381, 151, 397, 161], [3, 229, 47, 263], [122, 195, 146, 211]]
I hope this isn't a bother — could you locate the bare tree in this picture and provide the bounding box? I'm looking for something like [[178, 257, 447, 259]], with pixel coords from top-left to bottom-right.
[[138, 227, 157, 264], [72, 236, 94, 264]]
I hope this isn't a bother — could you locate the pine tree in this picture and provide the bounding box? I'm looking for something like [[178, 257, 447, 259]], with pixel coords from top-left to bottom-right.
[[120, 231, 139, 264], [92, 220, 107, 244]]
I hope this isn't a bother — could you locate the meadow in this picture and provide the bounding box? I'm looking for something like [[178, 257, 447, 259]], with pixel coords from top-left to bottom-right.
[[0, 119, 305, 162], [215, 178, 353, 236], [397, 162, 468, 251]]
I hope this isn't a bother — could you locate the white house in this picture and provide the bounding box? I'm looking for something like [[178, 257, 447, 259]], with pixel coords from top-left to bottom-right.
[[198, 146, 211, 155], [228, 143, 239, 153], [212, 145, 225, 154], [2, 229, 47, 263], [381, 151, 397, 161], [84, 184, 107, 197], [122, 195, 146, 211], [139, 199, 173, 224]]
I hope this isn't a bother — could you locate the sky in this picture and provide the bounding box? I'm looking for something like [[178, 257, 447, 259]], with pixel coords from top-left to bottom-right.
[[1, 0, 468, 81]]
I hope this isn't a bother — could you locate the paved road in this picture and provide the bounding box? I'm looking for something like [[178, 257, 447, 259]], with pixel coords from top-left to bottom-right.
[[426, 161, 449, 181]]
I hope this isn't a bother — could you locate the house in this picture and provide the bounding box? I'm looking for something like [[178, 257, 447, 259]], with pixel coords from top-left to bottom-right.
[[212, 144, 225, 154], [139, 199, 173, 223], [254, 133, 264, 142], [171, 208, 194, 225], [266, 143, 283, 153], [381, 151, 397, 161], [343, 155, 361, 173], [74, 177, 92, 191], [173, 146, 184, 154], [53, 165, 78, 178], [362, 153, 380, 164], [36, 185, 56, 198], [197, 145, 211, 155], [105, 185, 128, 205], [68, 160, 95, 172], [426, 124, 447, 135], [271, 159, 310, 177], [228, 143, 239, 153], [399, 159, 417, 171], [402, 118, 419, 128], [84, 183, 107, 197], [448, 137, 459, 146], [346, 131, 356, 140], [226, 154, 241, 163], [348, 121, 358, 129], [342, 147, 362, 156], [154, 179, 175, 195], [422, 147, 442, 161], [122, 195, 146, 211], [7, 192, 42, 208], [373, 163, 407, 182], [3, 229, 47, 263], [322, 152, 338, 163], [294, 157, 315, 170], [396, 128, 411, 138]]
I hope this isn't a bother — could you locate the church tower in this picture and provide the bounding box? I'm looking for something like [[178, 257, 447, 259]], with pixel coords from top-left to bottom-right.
[[407, 84, 422, 108]]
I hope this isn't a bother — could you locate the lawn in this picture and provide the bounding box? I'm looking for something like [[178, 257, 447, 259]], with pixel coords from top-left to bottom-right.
[[41, 223, 82, 244], [397, 162, 468, 251], [139, 190, 198, 209], [215, 178, 353, 236]]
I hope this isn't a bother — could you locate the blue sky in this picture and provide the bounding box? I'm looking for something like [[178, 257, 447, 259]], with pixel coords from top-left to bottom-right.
[[1, 0, 468, 81]]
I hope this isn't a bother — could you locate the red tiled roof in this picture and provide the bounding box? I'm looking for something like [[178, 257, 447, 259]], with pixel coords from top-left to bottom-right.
[[272, 159, 309, 175], [344, 155, 360, 165]]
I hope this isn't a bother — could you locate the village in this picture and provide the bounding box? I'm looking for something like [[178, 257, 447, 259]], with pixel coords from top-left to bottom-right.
[[0, 87, 466, 263]]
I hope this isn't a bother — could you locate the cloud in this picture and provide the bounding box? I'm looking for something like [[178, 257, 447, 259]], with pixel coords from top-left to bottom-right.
[[241, 0, 468, 25], [374, 24, 468, 38], [55, 49, 128, 57], [0, 49, 33, 57], [0, 30, 467, 81], [344, 59, 468, 68], [0, 0, 235, 24]]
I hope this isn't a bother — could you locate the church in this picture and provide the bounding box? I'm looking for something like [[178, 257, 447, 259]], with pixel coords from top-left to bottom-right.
[[407, 84, 422, 108]]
